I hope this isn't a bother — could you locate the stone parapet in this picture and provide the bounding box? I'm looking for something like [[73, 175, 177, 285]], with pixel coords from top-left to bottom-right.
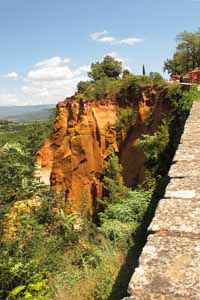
[[128, 101, 200, 300]]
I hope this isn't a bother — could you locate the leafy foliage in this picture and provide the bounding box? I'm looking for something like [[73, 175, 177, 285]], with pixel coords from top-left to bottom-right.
[[149, 72, 165, 85], [99, 149, 151, 246], [83, 77, 121, 100], [88, 56, 122, 81], [77, 81, 91, 94], [138, 118, 170, 166], [0, 142, 43, 204], [116, 108, 137, 146], [164, 28, 200, 75]]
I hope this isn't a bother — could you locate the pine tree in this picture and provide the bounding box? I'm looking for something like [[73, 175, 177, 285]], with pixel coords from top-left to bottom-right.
[[142, 64, 146, 76]]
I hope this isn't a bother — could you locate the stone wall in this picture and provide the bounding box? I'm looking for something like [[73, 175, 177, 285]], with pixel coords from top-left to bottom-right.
[[128, 101, 200, 300]]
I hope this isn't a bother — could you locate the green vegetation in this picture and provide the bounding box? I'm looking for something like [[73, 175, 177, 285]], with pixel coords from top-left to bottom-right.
[[0, 120, 52, 150], [164, 28, 200, 75], [0, 120, 52, 205], [142, 64, 146, 76], [100, 149, 151, 248], [149, 72, 165, 85], [0, 127, 151, 300], [76, 55, 164, 101], [115, 108, 137, 145], [89, 55, 122, 81]]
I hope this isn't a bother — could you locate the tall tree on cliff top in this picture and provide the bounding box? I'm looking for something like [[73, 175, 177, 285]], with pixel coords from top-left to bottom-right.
[[88, 55, 122, 81], [142, 64, 146, 76], [164, 28, 200, 75]]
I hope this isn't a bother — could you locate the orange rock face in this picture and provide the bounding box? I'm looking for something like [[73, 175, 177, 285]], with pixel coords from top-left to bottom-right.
[[37, 88, 168, 214], [37, 98, 117, 214]]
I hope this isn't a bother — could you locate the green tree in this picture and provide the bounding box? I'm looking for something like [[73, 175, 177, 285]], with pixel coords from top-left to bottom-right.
[[122, 69, 131, 78], [88, 56, 122, 81], [164, 28, 200, 75], [77, 81, 91, 94], [142, 64, 146, 76], [149, 72, 164, 84]]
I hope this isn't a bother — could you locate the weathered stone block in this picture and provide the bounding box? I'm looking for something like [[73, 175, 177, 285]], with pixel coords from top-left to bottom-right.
[[149, 198, 200, 235], [129, 235, 200, 299], [175, 145, 200, 157], [166, 176, 200, 199], [169, 161, 200, 177]]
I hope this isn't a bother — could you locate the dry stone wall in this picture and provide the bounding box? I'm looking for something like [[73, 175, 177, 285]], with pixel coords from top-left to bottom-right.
[[128, 101, 200, 300]]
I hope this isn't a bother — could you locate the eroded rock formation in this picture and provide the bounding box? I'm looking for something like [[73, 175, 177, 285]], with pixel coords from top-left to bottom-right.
[[37, 98, 117, 214], [37, 87, 168, 213]]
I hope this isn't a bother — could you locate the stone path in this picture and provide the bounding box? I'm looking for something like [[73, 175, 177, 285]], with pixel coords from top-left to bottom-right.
[[128, 101, 200, 300]]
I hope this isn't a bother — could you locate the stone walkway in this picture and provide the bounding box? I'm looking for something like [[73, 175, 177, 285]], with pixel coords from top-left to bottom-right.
[[128, 101, 200, 300]]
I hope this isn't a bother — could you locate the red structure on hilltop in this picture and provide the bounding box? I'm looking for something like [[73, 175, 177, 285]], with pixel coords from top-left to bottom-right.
[[173, 68, 200, 84]]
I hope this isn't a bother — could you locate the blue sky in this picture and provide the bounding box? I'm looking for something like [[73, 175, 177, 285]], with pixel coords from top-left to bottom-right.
[[0, 0, 200, 105]]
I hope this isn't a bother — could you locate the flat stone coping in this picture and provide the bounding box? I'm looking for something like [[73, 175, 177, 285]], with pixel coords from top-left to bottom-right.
[[149, 198, 200, 235], [165, 176, 200, 199], [175, 146, 200, 157], [169, 160, 200, 177], [129, 235, 200, 300]]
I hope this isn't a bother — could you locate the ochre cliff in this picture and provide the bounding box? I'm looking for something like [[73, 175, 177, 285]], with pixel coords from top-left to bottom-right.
[[121, 87, 167, 187], [37, 88, 168, 213], [37, 98, 117, 214]]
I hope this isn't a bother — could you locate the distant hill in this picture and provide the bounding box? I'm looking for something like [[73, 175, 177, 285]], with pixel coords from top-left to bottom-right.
[[0, 105, 55, 122]]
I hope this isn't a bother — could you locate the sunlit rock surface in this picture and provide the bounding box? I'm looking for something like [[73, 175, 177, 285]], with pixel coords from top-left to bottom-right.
[[37, 98, 117, 214], [37, 88, 168, 213]]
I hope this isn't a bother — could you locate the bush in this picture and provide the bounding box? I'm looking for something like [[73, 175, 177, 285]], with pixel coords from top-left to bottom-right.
[[138, 117, 169, 166], [99, 150, 151, 247], [0, 143, 45, 204], [116, 76, 140, 105], [149, 72, 165, 85], [83, 77, 121, 100], [116, 108, 137, 145], [180, 86, 200, 113]]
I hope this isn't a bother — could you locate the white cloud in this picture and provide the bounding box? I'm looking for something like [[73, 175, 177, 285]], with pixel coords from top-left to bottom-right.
[[99, 37, 115, 43], [34, 56, 70, 68], [21, 56, 89, 104], [114, 37, 144, 45], [106, 52, 126, 64], [27, 66, 73, 82], [0, 52, 134, 106], [77, 65, 91, 73], [27, 56, 74, 82], [0, 93, 19, 106], [90, 31, 144, 46], [90, 30, 108, 40], [0, 72, 18, 79]]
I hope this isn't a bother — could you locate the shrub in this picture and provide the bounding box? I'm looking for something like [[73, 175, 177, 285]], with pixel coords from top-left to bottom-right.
[[99, 150, 151, 247], [149, 72, 165, 85], [137, 117, 169, 166], [116, 107, 137, 145], [180, 86, 200, 113]]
